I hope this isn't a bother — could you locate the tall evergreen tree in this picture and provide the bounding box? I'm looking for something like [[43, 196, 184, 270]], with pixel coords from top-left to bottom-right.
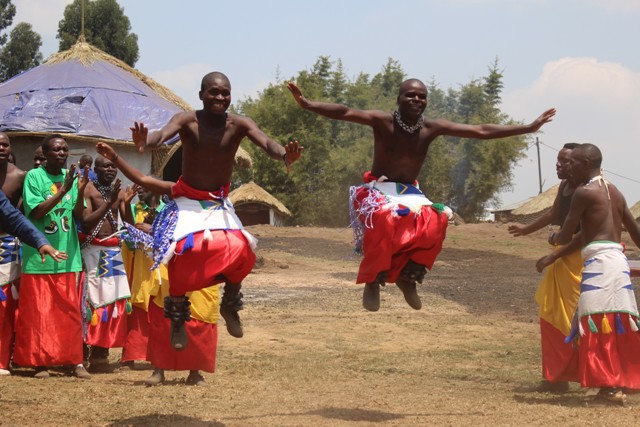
[[484, 58, 504, 112], [0, 22, 42, 81], [0, 0, 16, 47], [58, 0, 139, 66]]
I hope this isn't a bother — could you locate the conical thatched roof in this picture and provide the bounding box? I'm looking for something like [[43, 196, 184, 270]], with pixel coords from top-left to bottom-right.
[[46, 39, 193, 112], [511, 184, 560, 216], [229, 181, 291, 217], [631, 200, 640, 220], [0, 40, 252, 169]]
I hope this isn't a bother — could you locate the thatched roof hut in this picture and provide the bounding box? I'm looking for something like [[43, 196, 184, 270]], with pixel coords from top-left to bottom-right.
[[491, 198, 533, 223], [0, 40, 251, 178], [509, 184, 559, 224], [492, 184, 559, 224], [229, 181, 291, 226]]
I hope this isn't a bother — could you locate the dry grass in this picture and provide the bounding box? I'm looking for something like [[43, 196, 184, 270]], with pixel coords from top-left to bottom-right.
[[1, 224, 640, 426]]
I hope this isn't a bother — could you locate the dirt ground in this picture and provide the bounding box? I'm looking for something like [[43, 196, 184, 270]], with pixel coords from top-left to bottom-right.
[[2, 223, 640, 426]]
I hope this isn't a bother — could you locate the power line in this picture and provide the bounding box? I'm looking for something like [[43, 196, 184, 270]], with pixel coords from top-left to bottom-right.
[[533, 141, 640, 185]]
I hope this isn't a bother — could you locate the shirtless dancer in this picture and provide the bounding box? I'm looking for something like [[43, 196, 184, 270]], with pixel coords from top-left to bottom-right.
[[551, 143, 640, 404], [130, 71, 302, 349], [509, 143, 582, 391], [288, 80, 555, 311]]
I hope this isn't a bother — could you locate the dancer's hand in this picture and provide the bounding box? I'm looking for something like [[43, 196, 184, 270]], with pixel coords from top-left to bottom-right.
[[96, 141, 118, 161], [287, 82, 310, 109], [535, 254, 555, 273], [507, 223, 526, 237], [283, 140, 304, 173], [529, 108, 556, 132], [130, 122, 149, 153], [124, 184, 141, 204]]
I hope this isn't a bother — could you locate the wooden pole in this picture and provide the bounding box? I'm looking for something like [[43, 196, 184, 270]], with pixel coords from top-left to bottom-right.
[[536, 137, 543, 194], [80, 0, 85, 39]]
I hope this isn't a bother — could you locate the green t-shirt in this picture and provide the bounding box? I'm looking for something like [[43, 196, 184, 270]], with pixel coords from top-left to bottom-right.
[[22, 167, 83, 274]]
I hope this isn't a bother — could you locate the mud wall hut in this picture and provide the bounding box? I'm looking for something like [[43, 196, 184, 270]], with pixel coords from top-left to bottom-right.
[[492, 184, 559, 224], [229, 181, 291, 226]]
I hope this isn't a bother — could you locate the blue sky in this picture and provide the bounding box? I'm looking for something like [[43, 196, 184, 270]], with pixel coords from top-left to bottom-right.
[[10, 0, 640, 209]]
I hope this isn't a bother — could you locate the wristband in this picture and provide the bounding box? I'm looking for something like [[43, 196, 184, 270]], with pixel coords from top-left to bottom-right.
[[112, 153, 119, 162]]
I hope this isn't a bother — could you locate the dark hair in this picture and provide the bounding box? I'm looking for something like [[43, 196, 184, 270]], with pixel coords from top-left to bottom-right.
[[562, 142, 580, 150], [41, 134, 65, 152], [79, 154, 93, 166], [398, 78, 427, 97], [201, 71, 230, 91], [579, 143, 603, 168]]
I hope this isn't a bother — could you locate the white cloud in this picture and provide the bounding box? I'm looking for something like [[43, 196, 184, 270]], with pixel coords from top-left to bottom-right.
[[506, 57, 640, 109], [500, 57, 640, 206]]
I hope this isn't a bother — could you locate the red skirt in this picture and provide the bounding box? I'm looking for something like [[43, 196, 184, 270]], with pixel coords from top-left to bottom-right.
[[0, 283, 16, 369], [353, 186, 448, 284], [540, 318, 579, 383], [147, 298, 217, 372], [121, 306, 150, 362], [578, 312, 640, 389], [85, 299, 129, 348], [13, 273, 83, 366], [168, 230, 255, 295]]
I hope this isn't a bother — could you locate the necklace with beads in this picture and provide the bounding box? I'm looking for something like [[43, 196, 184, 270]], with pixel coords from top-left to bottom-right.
[[393, 110, 423, 134]]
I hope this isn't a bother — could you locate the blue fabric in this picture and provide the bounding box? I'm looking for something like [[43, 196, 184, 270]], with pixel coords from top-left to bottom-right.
[[77, 168, 98, 181], [0, 190, 49, 249], [0, 59, 182, 143]]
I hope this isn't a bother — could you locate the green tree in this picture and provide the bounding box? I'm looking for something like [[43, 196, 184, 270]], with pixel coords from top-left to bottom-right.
[[0, 22, 42, 81], [0, 0, 16, 46], [421, 72, 527, 221], [237, 57, 527, 225], [58, 0, 139, 66], [484, 58, 504, 113]]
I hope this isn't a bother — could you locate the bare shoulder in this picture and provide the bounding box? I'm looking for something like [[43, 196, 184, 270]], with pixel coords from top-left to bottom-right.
[[576, 181, 610, 204], [228, 113, 254, 127], [176, 110, 198, 125], [606, 182, 626, 204], [180, 110, 197, 119], [227, 113, 261, 135], [7, 164, 26, 180], [85, 181, 99, 195]]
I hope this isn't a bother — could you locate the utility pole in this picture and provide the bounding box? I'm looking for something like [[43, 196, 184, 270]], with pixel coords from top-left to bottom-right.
[[536, 137, 543, 194]]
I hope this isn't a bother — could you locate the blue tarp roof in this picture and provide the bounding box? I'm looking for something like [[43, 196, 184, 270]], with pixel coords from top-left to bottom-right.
[[0, 58, 182, 142]]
